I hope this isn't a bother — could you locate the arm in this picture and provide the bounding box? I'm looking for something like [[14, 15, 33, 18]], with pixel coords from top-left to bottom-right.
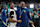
[[27, 11, 32, 20], [8, 17, 22, 23], [27, 11, 35, 27], [2, 21, 7, 26], [31, 12, 34, 16], [8, 17, 18, 22], [1, 9, 7, 26], [1, 9, 4, 21], [35, 12, 39, 16]]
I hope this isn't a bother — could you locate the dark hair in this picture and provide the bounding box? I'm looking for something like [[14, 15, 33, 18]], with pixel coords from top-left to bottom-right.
[[33, 9, 37, 11], [9, 2, 12, 6]]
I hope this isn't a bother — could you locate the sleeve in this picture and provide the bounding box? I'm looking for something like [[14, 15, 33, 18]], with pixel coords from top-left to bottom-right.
[[38, 11, 40, 14], [27, 9, 32, 20], [1, 9, 4, 21], [14, 11, 17, 20], [16, 8, 19, 15], [8, 9, 10, 17]]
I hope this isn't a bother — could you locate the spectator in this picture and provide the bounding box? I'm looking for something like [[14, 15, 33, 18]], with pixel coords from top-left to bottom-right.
[[32, 9, 39, 27]]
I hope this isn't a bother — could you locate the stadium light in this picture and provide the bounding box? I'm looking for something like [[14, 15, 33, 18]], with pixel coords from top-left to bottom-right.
[[29, 4, 34, 9]]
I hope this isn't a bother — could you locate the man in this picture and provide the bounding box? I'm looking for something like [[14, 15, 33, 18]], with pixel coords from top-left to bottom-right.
[[37, 4, 40, 27], [37, 4, 40, 9], [0, 5, 3, 27], [7, 3, 22, 27], [32, 9, 39, 27], [16, 1, 32, 27], [1, 6, 8, 27]]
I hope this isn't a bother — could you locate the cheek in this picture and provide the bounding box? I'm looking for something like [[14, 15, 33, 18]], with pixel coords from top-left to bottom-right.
[[5, 7, 7, 9], [22, 5, 24, 6], [6, 7, 7, 9], [37, 9, 39, 10], [20, 4, 22, 6]]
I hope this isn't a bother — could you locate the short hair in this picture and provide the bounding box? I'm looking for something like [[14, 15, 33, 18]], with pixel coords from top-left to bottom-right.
[[20, 1, 25, 5], [9, 2, 12, 6], [9, 2, 14, 6]]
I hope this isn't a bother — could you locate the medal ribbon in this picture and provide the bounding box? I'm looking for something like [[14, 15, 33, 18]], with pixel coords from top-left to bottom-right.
[[20, 8, 24, 16]]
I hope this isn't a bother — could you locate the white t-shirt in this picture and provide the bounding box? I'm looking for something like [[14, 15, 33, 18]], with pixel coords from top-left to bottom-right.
[[7, 9, 17, 27]]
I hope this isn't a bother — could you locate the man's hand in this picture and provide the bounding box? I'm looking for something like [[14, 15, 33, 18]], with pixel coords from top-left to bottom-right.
[[29, 19, 33, 24], [2, 21, 4, 23], [30, 21, 33, 24], [17, 20, 22, 23], [2, 21, 7, 26]]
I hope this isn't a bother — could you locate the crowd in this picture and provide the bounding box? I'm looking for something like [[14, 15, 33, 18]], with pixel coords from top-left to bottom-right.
[[0, 1, 40, 27]]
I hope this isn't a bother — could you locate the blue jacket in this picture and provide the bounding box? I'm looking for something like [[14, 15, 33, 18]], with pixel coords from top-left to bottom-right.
[[1, 9, 7, 27], [16, 8, 32, 27]]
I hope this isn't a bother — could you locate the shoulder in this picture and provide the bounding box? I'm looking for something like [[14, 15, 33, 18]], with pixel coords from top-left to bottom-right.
[[2, 9, 4, 10], [1, 9, 5, 12], [24, 8, 29, 12], [16, 8, 20, 12], [10, 9, 14, 11]]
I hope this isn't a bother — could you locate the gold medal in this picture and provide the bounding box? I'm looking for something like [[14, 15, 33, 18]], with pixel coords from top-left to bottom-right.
[[19, 15, 21, 18]]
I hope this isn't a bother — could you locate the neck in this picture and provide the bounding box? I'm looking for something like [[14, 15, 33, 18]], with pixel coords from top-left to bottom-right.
[[21, 7, 24, 10], [21, 7, 24, 8], [10, 7, 14, 9], [5, 8, 7, 10]]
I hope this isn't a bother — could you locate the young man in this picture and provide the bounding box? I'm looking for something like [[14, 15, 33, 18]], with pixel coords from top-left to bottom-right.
[[7, 3, 22, 27], [16, 1, 32, 27], [1, 6, 8, 27], [32, 9, 39, 27]]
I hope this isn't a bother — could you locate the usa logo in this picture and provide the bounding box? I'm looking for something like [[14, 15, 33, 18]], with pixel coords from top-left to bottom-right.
[[24, 10, 26, 12]]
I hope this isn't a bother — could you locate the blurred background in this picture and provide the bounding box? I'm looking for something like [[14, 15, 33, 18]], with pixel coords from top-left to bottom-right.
[[0, 0, 40, 27]]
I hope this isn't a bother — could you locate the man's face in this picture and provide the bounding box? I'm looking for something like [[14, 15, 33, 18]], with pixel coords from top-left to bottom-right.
[[20, 2, 25, 8], [10, 3, 14, 9], [5, 6, 7, 9], [38, 4, 40, 6], [37, 8, 39, 10], [10, 4, 12, 8]]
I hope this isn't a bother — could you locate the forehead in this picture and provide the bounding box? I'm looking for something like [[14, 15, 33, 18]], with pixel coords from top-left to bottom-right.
[[20, 2, 25, 5], [10, 3, 14, 6], [4, 6, 7, 8], [10, 3, 14, 5], [5, 6, 7, 7]]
